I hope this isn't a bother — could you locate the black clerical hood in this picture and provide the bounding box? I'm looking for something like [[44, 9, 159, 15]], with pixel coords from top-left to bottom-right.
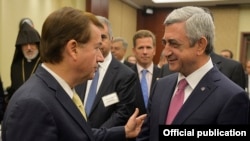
[[12, 22, 40, 63], [15, 22, 40, 48]]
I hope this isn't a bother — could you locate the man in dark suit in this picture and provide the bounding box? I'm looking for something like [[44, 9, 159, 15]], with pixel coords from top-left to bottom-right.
[[210, 52, 246, 89], [161, 51, 246, 89], [137, 6, 249, 141], [2, 7, 146, 141], [76, 16, 137, 128], [130, 30, 161, 116]]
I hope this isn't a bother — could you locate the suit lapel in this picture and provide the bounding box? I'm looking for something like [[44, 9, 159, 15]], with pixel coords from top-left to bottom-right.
[[173, 67, 219, 124], [151, 65, 161, 89], [75, 82, 87, 100], [158, 75, 178, 123], [37, 66, 94, 140], [89, 58, 119, 116], [56, 89, 94, 140]]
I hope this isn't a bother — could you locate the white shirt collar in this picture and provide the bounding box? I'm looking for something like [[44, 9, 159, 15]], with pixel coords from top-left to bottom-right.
[[41, 63, 74, 98], [120, 58, 125, 63], [178, 58, 213, 89], [136, 62, 154, 75], [99, 52, 112, 71]]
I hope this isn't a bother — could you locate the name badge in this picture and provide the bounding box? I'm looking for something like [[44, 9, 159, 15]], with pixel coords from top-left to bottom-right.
[[102, 92, 119, 107]]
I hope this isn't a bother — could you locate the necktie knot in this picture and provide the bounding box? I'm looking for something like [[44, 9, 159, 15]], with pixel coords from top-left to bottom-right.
[[142, 69, 147, 75], [178, 79, 188, 90]]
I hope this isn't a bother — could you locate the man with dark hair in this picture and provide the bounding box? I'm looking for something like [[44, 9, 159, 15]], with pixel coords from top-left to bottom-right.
[[2, 7, 146, 141]]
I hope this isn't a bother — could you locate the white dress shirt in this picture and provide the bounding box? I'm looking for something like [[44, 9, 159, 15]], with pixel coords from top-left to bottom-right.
[[136, 62, 154, 97], [176, 58, 213, 103], [84, 52, 112, 106]]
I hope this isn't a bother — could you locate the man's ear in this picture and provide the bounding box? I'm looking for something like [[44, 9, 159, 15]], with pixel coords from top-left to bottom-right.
[[197, 37, 207, 55], [66, 39, 78, 59]]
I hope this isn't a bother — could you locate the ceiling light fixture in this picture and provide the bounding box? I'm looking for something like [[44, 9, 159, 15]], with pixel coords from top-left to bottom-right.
[[145, 8, 154, 14]]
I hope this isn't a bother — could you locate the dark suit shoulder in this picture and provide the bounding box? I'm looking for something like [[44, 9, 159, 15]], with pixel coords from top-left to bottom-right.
[[153, 65, 161, 75], [123, 60, 135, 68], [112, 58, 136, 75], [160, 64, 175, 77]]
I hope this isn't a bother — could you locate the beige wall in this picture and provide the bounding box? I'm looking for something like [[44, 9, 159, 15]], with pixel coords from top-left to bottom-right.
[[0, 0, 86, 88], [109, 0, 136, 57], [211, 6, 239, 59], [239, 6, 250, 31], [211, 5, 250, 61]]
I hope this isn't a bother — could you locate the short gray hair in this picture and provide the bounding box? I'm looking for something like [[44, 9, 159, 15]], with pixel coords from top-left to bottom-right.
[[164, 6, 215, 54], [112, 37, 128, 50], [96, 15, 113, 38]]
